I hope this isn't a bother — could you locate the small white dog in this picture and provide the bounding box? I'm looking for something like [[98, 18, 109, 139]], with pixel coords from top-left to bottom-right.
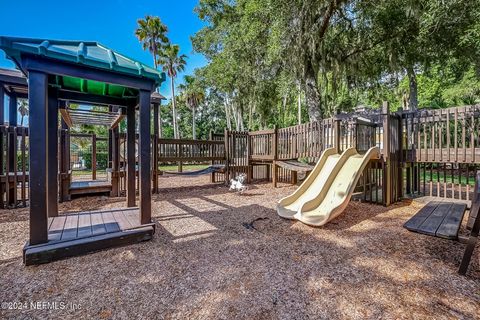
[[229, 173, 248, 193]]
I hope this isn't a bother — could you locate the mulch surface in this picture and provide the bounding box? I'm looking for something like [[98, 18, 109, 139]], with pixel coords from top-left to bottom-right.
[[0, 175, 479, 319]]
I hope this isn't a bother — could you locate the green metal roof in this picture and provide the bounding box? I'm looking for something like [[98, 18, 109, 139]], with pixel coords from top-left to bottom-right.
[[0, 36, 165, 86]]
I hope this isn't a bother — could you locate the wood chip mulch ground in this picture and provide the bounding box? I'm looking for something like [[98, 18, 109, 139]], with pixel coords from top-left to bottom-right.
[[0, 175, 479, 319]]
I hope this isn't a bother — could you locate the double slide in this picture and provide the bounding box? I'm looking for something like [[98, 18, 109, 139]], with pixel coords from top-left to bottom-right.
[[277, 146, 379, 227]]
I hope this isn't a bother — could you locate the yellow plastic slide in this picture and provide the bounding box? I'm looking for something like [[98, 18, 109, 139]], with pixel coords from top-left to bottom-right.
[[277, 146, 379, 226]]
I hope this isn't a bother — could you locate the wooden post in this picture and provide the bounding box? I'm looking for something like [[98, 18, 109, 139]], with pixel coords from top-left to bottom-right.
[[382, 101, 392, 206], [91, 134, 97, 180], [108, 105, 113, 169], [7, 93, 17, 205], [246, 132, 252, 184], [126, 104, 136, 207], [28, 70, 49, 245], [334, 116, 341, 153], [139, 90, 152, 224], [459, 171, 480, 275], [153, 102, 159, 193], [59, 118, 70, 202], [47, 89, 58, 217], [272, 126, 278, 187], [209, 130, 215, 183], [224, 129, 230, 184], [0, 87, 4, 208], [110, 118, 120, 197]]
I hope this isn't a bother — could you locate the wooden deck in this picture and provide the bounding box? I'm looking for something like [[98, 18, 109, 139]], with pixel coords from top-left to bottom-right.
[[69, 180, 112, 195], [23, 208, 155, 265]]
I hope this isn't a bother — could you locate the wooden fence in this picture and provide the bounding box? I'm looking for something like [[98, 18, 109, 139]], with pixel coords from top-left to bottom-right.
[[2, 103, 480, 209], [0, 125, 29, 208], [402, 105, 480, 202], [157, 138, 225, 162]]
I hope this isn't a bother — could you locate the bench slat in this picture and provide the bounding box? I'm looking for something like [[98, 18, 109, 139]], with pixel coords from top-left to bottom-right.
[[417, 202, 453, 236], [436, 203, 467, 239], [404, 201, 440, 231]]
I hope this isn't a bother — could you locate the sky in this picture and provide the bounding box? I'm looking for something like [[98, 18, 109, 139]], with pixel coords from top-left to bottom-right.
[[0, 0, 207, 100]]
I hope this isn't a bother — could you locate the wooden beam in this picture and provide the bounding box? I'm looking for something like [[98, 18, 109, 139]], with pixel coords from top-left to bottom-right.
[[47, 89, 59, 217], [126, 104, 136, 207], [22, 55, 156, 92], [110, 114, 125, 129], [28, 70, 49, 245], [139, 90, 152, 224], [59, 108, 73, 128]]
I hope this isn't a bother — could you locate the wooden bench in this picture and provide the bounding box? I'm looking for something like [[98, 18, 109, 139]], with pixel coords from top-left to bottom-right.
[[404, 171, 480, 275], [403, 201, 467, 240]]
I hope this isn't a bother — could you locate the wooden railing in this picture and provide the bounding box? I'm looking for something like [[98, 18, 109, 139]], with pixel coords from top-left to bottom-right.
[[249, 129, 276, 161], [247, 116, 379, 162], [158, 138, 225, 162], [277, 122, 323, 160], [1, 103, 478, 209], [403, 105, 480, 163], [0, 125, 29, 208]]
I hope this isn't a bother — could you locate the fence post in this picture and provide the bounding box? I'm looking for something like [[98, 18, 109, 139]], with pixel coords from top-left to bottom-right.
[[353, 118, 359, 151], [334, 114, 341, 153], [272, 126, 278, 187], [209, 130, 215, 183], [382, 101, 392, 206], [224, 129, 230, 184], [92, 134, 97, 181]]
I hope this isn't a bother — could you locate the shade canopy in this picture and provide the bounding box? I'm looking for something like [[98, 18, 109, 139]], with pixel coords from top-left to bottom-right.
[[0, 36, 166, 100]]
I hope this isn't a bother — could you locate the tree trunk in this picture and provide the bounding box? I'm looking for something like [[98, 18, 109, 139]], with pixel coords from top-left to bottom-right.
[[282, 94, 287, 127], [304, 62, 322, 121], [407, 66, 418, 111], [20, 115, 24, 126], [170, 77, 179, 138], [297, 85, 302, 125], [153, 43, 158, 69], [224, 97, 232, 130], [248, 100, 253, 130], [192, 106, 196, 140], [239, 107, 244, 131]]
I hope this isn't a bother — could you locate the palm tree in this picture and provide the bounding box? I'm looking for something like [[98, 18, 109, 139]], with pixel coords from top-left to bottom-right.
[[135, 15, 169, 69], [18, 99, 29, 126], [158, 44, 187, 139], [179, 76, 204, 139]]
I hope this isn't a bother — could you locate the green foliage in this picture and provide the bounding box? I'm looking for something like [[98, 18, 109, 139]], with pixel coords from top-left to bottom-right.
[[139, 1, 480, 137], [187, 0, 480, 129], [83, 152, 108, 170]]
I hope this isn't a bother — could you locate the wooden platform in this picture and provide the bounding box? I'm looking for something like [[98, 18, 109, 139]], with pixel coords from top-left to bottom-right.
[[69, 180, 112, 195], [23, 208, 155, 265], [403, 201, 467, 240]]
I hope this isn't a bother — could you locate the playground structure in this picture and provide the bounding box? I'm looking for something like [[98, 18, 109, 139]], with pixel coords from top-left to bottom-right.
[[0, 37, 479, 270], [0, 36, 165, 265]]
